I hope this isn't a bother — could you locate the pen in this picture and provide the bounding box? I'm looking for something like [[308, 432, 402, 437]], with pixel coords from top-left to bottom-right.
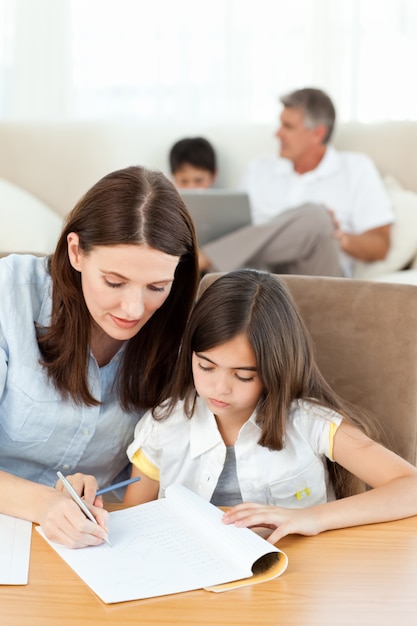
[[56, 471, 111, 547], [96, 475, 141, 496]]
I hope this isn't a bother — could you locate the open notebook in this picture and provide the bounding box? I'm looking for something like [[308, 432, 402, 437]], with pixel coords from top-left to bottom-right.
[[37, 484, 288, 603], [179, 189, 252, 245]]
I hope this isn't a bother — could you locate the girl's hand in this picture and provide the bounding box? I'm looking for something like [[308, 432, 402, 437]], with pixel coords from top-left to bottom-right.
[[39, 489, 110, 549], [222, 502, 322, 544]]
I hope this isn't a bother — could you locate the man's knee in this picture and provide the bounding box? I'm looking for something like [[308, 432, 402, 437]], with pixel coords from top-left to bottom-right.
[[291, 204, 333, 237]]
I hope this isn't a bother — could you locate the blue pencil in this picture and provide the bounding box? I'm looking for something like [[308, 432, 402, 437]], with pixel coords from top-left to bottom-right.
[[96, 476, 141, 495]]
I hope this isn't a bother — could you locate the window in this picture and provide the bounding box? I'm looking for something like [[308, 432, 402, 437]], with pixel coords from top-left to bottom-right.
[[0, 0, 416, 123]]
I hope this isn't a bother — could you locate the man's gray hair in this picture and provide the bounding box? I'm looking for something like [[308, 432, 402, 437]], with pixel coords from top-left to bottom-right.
[[280, 87, 336, 144]]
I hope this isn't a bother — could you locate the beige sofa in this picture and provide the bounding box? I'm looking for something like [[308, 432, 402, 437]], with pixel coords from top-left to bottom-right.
[[1, 120, 417, 282]]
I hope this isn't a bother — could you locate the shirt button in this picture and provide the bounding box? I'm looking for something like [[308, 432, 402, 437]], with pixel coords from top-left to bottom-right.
[[82, 428, 89, 435], [62, 464, 71, 470]]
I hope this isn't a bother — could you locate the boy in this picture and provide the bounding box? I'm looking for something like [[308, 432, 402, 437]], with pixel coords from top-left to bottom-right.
[[169, 137, 217, 188]]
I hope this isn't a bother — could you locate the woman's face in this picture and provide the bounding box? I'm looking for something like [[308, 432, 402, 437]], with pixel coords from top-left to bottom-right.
[[67, 233, 179, 341]]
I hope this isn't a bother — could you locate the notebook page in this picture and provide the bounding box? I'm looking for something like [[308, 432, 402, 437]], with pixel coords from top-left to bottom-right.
[[165, 484, 279, 571], [36, 486, 281, 603], [37, 496, 253, 603]]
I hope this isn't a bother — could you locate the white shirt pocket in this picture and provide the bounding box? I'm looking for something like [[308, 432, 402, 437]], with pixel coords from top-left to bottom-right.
[[268, 458, 328, 508]]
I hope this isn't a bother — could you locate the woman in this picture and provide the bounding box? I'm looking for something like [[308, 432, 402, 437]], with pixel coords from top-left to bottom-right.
[[0, 165, 198, 547]]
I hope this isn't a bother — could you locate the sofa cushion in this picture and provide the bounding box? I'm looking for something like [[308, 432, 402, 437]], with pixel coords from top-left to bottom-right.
[[353, 179, 417, 279], [0, 178, 63, 255]]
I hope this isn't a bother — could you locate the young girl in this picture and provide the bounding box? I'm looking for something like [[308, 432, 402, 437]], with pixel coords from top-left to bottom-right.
[[124, 269, 417, 542]]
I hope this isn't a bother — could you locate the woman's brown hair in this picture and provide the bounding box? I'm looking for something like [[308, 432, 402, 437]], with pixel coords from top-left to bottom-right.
[[37, 165, 199, 411], [163, 269, 378, 498]]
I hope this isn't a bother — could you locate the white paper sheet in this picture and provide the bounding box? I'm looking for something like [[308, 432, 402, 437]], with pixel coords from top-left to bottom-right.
[[37, 484, 285, 603], [0, 514, 32, 585]]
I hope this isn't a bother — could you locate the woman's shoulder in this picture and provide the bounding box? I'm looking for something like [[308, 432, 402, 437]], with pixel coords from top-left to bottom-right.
[[0, 253, 49, 285], [0, 254, 51, 322]]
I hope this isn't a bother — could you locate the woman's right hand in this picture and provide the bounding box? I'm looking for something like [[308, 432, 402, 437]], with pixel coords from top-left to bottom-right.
[[39, 487, 110, 549], [54, 472, 104, 508], [0, 470, 109, 549]]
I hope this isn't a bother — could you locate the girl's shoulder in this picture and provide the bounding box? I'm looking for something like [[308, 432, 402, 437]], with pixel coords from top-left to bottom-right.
[[290, 398, 343, 427], [137, 396, 211, 436], [136, 397, 197, 434], [129, 397, 202, 453], [287, 399, 344, 456]]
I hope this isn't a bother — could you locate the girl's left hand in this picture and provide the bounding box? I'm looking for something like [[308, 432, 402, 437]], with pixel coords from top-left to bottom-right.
[[222, 502, 321, 544]]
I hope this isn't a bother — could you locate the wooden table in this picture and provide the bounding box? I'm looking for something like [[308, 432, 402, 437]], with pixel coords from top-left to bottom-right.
[[2, 514, 417, 626]]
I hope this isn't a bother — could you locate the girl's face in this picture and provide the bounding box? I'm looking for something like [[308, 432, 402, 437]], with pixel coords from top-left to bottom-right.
[[192, 334, 264, 424], [67, 233, 179, 341]]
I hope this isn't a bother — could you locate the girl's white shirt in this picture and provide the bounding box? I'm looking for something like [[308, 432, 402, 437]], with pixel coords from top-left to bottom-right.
[[127, 396, 342, 507]]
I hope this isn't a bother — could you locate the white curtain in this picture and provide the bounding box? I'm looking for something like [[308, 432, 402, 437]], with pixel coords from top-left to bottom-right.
[[0, 0, 416, 122]]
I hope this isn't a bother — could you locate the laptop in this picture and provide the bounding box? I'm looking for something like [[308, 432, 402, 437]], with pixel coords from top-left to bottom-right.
[[179, 189, 252, 245]]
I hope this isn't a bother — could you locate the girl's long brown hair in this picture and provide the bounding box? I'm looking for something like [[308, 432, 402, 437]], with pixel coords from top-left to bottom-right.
[[161, 269, 378, 498], [37, 166, 199, 411]]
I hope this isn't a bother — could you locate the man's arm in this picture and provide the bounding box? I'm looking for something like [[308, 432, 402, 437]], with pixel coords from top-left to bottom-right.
[[328, 151, 395, 264], [336, 224, 391, 261]]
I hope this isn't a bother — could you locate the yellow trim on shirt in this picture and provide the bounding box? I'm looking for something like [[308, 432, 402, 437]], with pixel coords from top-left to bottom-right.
[[131, 449, 160, 482], [328, 421, 339, 461]]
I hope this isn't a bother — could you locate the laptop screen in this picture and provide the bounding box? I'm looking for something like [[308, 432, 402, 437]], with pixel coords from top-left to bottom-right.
[[179, 189, 252, 245]]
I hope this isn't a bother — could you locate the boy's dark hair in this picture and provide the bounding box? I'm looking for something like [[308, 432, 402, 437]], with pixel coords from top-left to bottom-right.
[[169, 137, 216, 174]]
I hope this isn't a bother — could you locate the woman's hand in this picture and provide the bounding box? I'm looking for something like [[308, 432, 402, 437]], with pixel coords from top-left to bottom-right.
[[40, 490, 109, 548], [42, 473, 109, 548], [222, 502, 322, 544], [55, 472, 104, 507]]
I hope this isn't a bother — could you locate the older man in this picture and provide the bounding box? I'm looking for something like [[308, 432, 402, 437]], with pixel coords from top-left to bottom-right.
[[201, 87, 393, 277]]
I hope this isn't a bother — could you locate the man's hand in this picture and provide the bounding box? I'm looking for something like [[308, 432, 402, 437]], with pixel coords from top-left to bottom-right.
[[327, 208, 391, 261]]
